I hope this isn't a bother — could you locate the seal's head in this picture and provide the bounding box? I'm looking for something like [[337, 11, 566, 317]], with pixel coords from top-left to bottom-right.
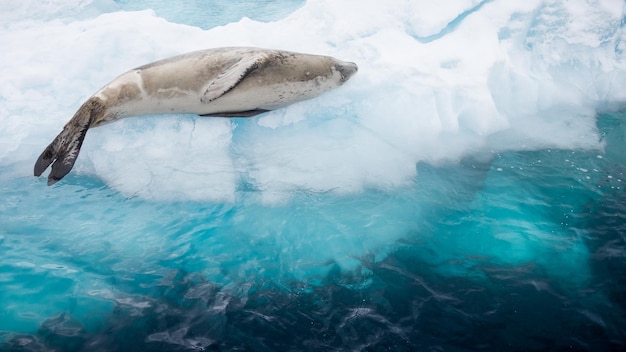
[[333, 60, 358, 83]]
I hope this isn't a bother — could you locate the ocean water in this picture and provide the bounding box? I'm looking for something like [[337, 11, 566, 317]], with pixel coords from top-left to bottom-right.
[[0, 0, 625, 351]]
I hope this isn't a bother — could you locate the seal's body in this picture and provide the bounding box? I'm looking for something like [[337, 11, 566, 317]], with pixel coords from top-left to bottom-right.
[[34, 47, 358, 185]]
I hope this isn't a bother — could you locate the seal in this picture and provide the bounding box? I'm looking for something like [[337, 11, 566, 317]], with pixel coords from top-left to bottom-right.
[[33, 47, 358, 185]]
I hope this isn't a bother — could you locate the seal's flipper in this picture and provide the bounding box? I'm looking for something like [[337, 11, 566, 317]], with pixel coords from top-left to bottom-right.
[[34, 141, 58, 178], [201, 55, 268, 103], [47, 128, 87, 186], [34, 97, 103, 185], [34, 121, 90, 185], [199, 109, 270, 118]]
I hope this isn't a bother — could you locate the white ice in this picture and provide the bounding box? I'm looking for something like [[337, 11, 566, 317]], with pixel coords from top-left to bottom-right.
[[0, 0, 624, 202]]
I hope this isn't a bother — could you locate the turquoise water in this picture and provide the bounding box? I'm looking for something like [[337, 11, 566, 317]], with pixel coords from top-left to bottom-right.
[[114, 0, 305, 29], [1, 0, 625, 350], [1, 113, 625, 350]]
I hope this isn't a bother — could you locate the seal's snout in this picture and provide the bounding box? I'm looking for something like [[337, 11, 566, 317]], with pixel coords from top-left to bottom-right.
[[335, 61, 358, 83]]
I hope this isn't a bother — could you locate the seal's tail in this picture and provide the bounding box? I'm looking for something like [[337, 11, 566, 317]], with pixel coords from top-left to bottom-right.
[[34, 98, 103, 185], [34, 123, 90, 185]]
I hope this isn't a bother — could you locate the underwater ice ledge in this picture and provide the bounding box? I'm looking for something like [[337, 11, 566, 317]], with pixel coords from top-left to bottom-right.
[[2, 121, 620, 336], [8, 119, 623, 337], [2, 0, 620, 284], [2, 0, 623, 273]]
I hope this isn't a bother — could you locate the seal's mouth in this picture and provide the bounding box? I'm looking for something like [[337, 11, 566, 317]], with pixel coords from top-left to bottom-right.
[[334, 61, 358, 83]]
